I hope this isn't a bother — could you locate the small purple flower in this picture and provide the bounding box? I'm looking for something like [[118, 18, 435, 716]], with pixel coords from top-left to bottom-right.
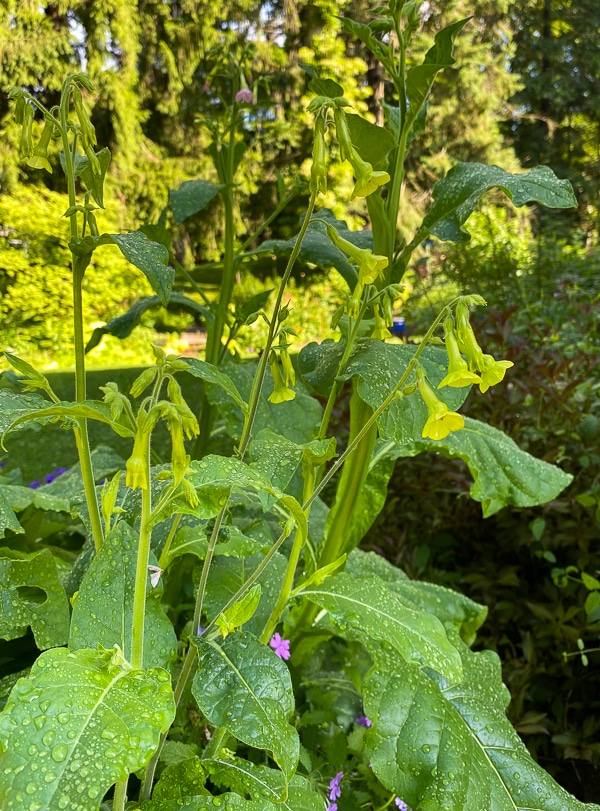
[[355, 715, 372, 728], [29, 480, 41, 489], [148, 565, 163, 588], [197, 625, 205, 636], [328, 772, 344, 802], [235, 88, 255, 104], [327, 805, 338, 811], [394, 799, 408, 811], [0, 461, 7, 468], [269, 633, 291, 660], [54, 467, 69, 477]]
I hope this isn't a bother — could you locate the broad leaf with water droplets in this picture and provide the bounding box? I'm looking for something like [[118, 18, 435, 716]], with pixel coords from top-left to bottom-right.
[[169, 179, 224, 224], [0, 547, 70, 648], [300, 572, 462, 682], [192, 632, 299, 781], [69, 522, 177, 669], [364, 636, 600, 811], [0, 646, 175, 811], [422, 163, 577, 243], [392, 417, 573, 516]]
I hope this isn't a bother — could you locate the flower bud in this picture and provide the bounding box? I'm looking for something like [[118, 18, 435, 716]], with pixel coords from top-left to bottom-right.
[[19, 102, 34, 158], [72, 86, 97, 148], [83, 143, 101, 176], [130, 367, 158, 398], [310, 114, 328, 197], [268, 352, 295, 404]]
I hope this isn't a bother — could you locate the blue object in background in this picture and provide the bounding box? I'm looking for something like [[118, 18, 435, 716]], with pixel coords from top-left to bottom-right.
[[390, 316, 406, 337]]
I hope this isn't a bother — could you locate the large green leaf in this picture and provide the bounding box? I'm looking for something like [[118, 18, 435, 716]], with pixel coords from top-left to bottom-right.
[[406, 19, 470, 123], [144, 791, 283, 811], [346, 549, 487, 646], [300, 572, 462, 682], [69, 522, 177, 669], [345, 113, 396, 169], [207, 756, 325, 811], [297, 340, 345, 397], [192, 632, 299, 780], [150, 756, 208, 803], [340, 340, 467, 442], [205, 360, 323, 446], [70, 231, 174, 305], [0, 389, 49, 435], [246, 213, 374, 289], [422, 163, 578, 243], [183, 358, 247, 412], [170, 178, 224, 224], [85, 292, 212, 353], [0, 646, 175, 810], [392, 417, 573, 517], [249, 429, 336, 495], [204, 552, 288, 638], [0, 484, 71, 538], [364, 638, 600, 811], [3, 399, 135, 440], [0, 547, 70, 648]]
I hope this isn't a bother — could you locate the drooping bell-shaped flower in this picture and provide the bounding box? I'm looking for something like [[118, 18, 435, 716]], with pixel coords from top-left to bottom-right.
[[325, 224, 388, 284], [371, 304, 391, 340], [438, 317, 482, 389], [26, 117, 55, 173], [416, 366, 464, 441], [19, 102, 34, 158], [332, 108, 389, 199], [455, 301, 485, 372], [72, 86, 97, 148], [478, 353, 514, 393], [268, 352, 295, 404]]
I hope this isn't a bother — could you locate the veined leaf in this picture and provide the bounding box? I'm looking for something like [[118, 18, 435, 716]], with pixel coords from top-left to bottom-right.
[[301, 63, 344, 98], [245, 212, 373, 290], [85, 292, 212, 353], [144, 791, 284, 811], [150, 756, 208, 803], [392, 417, 573, 517], [340, 340, 467, 442], [192, 632, 299, 780], [3, 399, 135, 441], [69, 522, 177, 670], [346, 549, 487, 646], [70, 231, 174, 305], [183, 358, 247, 412], [249, 429, 336, 495], [345, 113, 396, 169], [207, 756, 326, 811], [406, 19, 470, 124], [364, 638, 600, 811], [170, 178, 224, 225], [0, 389, 50, 436], [300, 572, 462, 683], [422, 163, 577, 243], [205, 360, 323, 446], [0, 547, 70, 648], [0, 647, 175, 811], [0, 484, 71, 538]]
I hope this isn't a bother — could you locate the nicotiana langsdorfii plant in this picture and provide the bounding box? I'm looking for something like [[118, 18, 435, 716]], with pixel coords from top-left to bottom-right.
[[0, 2, 597, 811]]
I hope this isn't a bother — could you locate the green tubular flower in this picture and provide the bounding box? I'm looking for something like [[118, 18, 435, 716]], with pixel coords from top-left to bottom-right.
[[126, 431, 149, 489], [416, 366, 464, 441], [72, 86, 97, 148], [455, 301, 485, 372], [268, 352, 295, 404], [83, 143, 102, 176], [168, 420, 189, 485], [478, 353, 514, 393], [325, 224, 388, 284], [310, 113, 328, 197], [349, 150, 390, 200], [333, 107, 354, 163], [371, 305, 391, 340], [438, 317, 482, 389], [280, 347, 296, 388], [19, 102, 34, 158], [26, 117, 54, 173]]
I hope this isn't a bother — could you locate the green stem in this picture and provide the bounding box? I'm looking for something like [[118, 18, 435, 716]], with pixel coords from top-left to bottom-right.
[[157, 513, 182, 569], [201, 726, 228, 760], [130, 434, 152, 670], [192, 506, 227, 635], [238, 192, 317, 459], [112, 778, 127, 811], [261, 524, 305, 644], [59, 84, 104, 553]]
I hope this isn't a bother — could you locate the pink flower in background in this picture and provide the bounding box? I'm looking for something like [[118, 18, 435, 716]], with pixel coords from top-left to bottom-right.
[[269, 633, 291, 660], [235, 88, 255, 104]]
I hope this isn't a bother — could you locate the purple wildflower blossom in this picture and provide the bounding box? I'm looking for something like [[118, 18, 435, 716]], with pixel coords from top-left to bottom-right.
[[328, 772, 344, 802], [29, 480, 41, 489], [394, 799, 408, 811], [235, 88, 254, 104], [355, 715, 371, 728], [197, 625, 205, 636], [327, 805, 338, 811], [269, 633, 291, 660]]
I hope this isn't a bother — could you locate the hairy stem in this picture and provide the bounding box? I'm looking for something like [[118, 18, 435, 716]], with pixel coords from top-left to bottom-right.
[[130, 434, 152, 669]]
